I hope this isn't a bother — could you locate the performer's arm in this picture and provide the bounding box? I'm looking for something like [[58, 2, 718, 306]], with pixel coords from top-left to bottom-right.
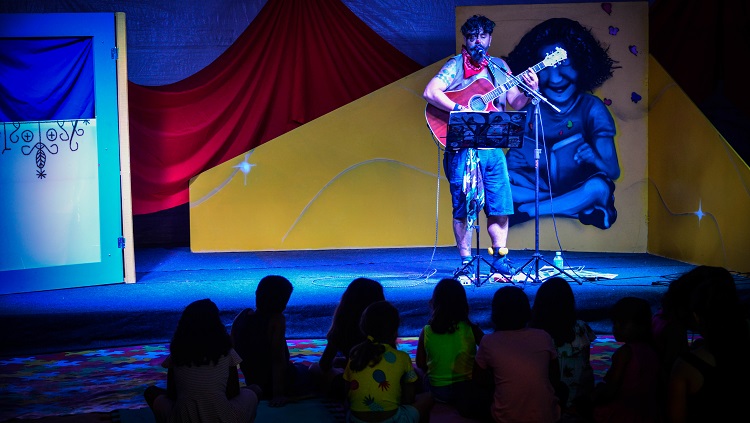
[[506, 67, 539, 111], [423, 59, 464, 112]]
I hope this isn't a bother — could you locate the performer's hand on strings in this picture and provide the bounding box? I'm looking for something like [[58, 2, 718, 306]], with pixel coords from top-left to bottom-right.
[[522, 69, 539, 92]]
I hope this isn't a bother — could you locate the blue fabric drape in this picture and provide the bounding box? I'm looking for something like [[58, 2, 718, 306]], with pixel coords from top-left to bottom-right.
[[0, 37, 94, 122]]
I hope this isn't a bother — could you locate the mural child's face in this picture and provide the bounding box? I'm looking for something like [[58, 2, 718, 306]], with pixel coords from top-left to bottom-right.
[[537, 43, 578, 108]]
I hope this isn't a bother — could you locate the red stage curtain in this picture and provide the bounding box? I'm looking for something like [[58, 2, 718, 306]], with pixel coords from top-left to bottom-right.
[[128, 0, 421, 214]]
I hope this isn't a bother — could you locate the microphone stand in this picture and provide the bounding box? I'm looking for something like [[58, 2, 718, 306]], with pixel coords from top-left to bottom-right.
[[485, 55, 582, 286]]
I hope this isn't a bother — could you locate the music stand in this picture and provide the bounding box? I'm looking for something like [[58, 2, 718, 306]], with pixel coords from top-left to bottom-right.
[[447, 110, 525, 287], [511, 101, 583, 286]]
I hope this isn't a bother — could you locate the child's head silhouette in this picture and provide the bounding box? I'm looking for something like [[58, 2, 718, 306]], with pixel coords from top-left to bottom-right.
[[255, 275, 293, 314], [610, 296, 653, 343]]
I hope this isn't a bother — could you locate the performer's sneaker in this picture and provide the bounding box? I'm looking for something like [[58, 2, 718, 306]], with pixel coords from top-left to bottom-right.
[[491, 255, 516, 276], [454, 267, 474, 286]]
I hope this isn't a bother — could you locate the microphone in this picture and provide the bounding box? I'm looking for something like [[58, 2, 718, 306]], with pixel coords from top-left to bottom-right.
[[471, 45, 486, 63]]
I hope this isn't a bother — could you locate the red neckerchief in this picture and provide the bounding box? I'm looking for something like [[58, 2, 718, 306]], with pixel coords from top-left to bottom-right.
[[462, 46, 488, 78]]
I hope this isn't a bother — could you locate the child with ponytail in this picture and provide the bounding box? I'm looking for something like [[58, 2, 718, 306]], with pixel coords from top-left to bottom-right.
[[343, 300, 433, 423]]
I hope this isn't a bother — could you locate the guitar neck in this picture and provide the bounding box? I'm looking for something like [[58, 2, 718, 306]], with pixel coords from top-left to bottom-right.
[[480, 60, 547, 105]]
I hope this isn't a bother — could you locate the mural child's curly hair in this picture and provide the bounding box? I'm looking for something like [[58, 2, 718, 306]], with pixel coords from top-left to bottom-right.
[[505, 17, 618, 93]]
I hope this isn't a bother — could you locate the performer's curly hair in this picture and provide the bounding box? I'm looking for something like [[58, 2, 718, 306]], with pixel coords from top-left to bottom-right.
[[461, 14, 495, 37], [504, 17, 618, 93]]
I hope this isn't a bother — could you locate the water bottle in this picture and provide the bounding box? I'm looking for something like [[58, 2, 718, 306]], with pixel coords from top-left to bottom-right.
[[553, 251, 564, 270]]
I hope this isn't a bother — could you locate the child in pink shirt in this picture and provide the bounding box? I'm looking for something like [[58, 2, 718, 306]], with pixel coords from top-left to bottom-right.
[[474, 286, 562, 423]]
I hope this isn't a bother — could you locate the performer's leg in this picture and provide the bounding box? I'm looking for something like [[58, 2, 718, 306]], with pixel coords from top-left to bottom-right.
[[443, 150, 472, 263], [480, 148, 515, 275], [488, 215, 515, 275], [487, 215, 508, 248], [453, 217, 475, 283], [453, 218, 472, 260]]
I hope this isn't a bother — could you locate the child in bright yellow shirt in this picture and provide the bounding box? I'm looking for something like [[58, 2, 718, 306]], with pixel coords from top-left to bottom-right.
[[343, 301, 433, 423]]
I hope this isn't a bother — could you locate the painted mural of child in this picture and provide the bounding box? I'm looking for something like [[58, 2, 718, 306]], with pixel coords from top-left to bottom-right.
[[504, 17, 621, 229]]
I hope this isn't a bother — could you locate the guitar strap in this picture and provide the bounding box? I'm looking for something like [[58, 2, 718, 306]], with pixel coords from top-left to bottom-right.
[[486, 57, 499, 83], [485, 56, 506, 104]]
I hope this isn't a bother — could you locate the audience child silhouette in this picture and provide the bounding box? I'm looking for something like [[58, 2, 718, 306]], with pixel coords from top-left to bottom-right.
[[144, 298, 259, 423], [530, 277, 596, 416], [653, 266, 731, 358], [231, 275, 311, 407], [415, 278, 484, 406], [310, 277, 385, 397], [474, 285, 563, 423], [344, 300, 433, 423], [587, 296, 661, 423], [651, 265, 715, 410], [666, 266, 750, 423]]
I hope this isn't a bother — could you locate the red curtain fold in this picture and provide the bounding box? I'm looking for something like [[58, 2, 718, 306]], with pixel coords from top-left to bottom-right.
[[128, 0, 421, 215]]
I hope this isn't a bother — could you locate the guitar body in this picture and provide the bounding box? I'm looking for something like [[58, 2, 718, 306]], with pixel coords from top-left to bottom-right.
[[425, 78, 499, 147]]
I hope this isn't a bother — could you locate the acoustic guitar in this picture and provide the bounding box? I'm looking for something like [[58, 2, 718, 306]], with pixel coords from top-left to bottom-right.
[[425, 47, 567, 147]]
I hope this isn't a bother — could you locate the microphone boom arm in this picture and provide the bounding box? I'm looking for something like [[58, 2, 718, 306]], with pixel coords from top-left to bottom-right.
[[484, 54, 560, 113]]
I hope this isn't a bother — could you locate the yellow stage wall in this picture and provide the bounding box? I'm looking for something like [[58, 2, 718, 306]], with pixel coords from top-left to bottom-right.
[[648, 58, 750, 272]]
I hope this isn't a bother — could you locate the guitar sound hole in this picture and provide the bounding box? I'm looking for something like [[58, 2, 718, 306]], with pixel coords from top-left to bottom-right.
[[469, 98, 484, 111]]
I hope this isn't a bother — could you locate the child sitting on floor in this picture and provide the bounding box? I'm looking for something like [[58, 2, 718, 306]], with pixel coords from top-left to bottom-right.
[[344, 300, 433, 423], [144, 298, 259, 423], [474, 285, 563, 423], [586, 296, 661, 423], [231, 275, 312, 407], [416, 278, 484, 405], [530, 276, 596, 416], [310, 277, 385, 398], [667, 267, 750, 422]]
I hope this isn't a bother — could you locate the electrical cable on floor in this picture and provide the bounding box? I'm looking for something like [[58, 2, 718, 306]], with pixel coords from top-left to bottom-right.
[[411, 135, 445, 284]]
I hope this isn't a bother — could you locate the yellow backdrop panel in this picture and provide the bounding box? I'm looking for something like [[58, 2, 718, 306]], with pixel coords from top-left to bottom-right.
[[648, 58, 750, 272]]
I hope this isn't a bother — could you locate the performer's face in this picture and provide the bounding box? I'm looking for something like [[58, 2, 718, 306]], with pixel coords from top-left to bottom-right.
[[537, 43, 577, 107], [465, 30, 491, 61]]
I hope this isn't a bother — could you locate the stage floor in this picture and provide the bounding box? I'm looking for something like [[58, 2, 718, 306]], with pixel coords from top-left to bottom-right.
[[2, 246, 746, 357]]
